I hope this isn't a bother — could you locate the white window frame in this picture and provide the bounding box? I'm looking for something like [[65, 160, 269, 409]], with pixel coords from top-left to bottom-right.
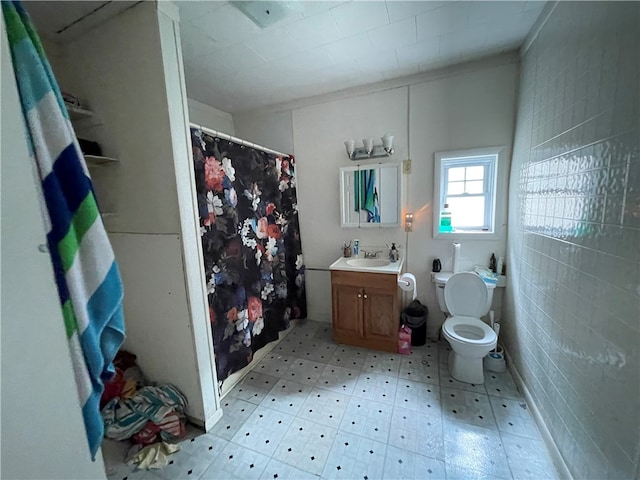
[[433, 146, 504, 239]]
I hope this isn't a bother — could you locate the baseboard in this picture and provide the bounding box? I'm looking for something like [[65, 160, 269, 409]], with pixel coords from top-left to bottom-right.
[[505, 348, 574, 480]]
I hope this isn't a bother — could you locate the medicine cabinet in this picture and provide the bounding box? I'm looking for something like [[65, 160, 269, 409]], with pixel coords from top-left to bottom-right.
[[340, 163, 401, 228]]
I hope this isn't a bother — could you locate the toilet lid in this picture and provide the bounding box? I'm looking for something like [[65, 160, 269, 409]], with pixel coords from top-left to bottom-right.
[[444, 272, 489, 317]]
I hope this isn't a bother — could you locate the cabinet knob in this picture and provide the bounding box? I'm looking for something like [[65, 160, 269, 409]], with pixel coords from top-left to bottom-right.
[[363, 294, 368, 299], [358, 293, 362, 298]]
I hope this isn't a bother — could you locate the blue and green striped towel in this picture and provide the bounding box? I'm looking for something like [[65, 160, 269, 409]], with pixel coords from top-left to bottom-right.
[[2, 1, 125, 459]]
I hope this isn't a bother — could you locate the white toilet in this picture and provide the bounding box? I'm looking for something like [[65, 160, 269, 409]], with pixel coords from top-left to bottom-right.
[[435, 271, 497, 384]]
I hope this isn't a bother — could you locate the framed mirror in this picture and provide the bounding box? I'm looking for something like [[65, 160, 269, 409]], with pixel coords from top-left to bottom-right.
[[340, 163, 400, 228]]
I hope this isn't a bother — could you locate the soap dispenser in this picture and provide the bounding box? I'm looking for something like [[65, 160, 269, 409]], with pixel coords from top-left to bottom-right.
[[389, 243, 399, 262]]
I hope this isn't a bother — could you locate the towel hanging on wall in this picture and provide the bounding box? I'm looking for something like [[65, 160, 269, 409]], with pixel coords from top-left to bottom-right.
[[2, 1, 125, 459]]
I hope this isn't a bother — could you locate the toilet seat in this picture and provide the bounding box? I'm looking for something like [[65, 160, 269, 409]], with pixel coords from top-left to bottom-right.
[[443, 316, 497, 346]]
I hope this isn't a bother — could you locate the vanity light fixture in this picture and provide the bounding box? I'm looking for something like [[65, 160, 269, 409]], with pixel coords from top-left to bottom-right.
[[405, 212, 414, 232], [344, 134, 395, 160]]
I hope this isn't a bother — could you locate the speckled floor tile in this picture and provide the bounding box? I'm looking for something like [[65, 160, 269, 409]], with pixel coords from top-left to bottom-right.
[[259, 458, 319, 480], [489, 396, 541, 439], [444, 421, 511, 479], [339, 397, 393, 444], [200, 441, 271, 479], [284, 358, 326, 386], [230, 405, 295, 456], [328, 345, 368, 370], [383, 445, 446, 479], [316, 364, 359, 395], [253, 353, 296, 379], [362, 351, 402, 376], [321, 430, 387, 480], [299, 387, 349, 429], [352, 372, 398, 404], [272, 417, 337, 475], [209, 398, 257, 440], [501, 432, 560, 479], [484, 370, 523, 399], [389, 405, 444, 459], [259, 378, 312, 415], [398, 356, 439, 385], [441, 387, 497, 430], [394, 378, 441, 412], [229, 372, 279, 405]]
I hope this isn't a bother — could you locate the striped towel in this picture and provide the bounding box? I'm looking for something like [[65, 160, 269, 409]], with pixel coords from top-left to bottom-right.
[[2, 1, 125, 459], [102, 385, 188, 441]]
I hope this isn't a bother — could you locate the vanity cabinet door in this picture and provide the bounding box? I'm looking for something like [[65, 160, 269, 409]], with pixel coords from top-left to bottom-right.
[[362, 286, 397, 344], [331, 270, 398, 353], [331, 283, 363, 345]]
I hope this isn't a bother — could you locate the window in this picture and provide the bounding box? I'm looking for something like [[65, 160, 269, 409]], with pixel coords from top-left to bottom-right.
[[433, 146, 504, 238]]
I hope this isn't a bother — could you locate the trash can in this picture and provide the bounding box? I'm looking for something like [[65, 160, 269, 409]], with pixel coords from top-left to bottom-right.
[[401, 300, 428, 346]]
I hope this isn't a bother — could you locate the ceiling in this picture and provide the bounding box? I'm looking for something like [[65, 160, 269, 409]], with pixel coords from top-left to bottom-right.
[[24, 1, 546, 114]]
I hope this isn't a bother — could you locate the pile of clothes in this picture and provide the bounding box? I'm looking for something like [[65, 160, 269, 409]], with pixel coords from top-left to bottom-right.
[[101, 351, 188, 469]]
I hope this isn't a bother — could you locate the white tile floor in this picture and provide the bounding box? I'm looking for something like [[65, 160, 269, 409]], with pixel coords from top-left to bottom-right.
[[104, 320, 560, 480]]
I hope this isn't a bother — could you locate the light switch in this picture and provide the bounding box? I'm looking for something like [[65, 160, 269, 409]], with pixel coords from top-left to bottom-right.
[[403, 159, 412, 174]]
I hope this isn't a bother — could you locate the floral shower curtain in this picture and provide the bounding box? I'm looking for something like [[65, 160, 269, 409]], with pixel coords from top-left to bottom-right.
[[190, 128, 306, 384]]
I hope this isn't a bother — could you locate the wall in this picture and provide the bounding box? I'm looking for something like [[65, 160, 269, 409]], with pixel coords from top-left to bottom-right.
[[188, 97, 235, 134], [505, 2, 639, 478], [1, 18, 106, 480], [46, 2, 219, 425], [234, 58, 518, 332]]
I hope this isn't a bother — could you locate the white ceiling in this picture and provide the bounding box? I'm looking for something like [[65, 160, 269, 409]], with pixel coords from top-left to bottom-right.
[[24, 1, 546, 114]]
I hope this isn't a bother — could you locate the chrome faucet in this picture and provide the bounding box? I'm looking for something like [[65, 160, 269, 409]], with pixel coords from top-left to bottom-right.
[[363, 250, 382, 259]]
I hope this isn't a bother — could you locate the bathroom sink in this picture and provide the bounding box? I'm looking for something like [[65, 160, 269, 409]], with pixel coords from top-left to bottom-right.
[[346, 258, 390, 268]]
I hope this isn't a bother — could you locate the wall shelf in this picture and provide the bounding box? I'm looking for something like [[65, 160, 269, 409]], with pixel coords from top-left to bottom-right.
[[85, 154, 119, 166]]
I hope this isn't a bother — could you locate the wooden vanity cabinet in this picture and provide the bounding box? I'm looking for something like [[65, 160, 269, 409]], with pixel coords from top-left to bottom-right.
[[331, 270, 399, 352]]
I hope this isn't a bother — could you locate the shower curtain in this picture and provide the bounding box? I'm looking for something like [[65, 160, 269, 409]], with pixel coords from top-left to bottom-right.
[[190, 128, 306, 384]]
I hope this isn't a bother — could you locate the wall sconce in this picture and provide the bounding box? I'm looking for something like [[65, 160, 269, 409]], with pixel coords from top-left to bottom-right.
[[344, 134, 395, 160], [405, 212, 414, 232]]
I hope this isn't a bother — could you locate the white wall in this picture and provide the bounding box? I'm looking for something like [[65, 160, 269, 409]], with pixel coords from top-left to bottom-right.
[[234, 109, 294, 155], [188, 97, 235, 135], [506, 2, 639, 478], [234, 58, 518, 333], [1, 18, 106, 480], [46, 2, 219, 425]]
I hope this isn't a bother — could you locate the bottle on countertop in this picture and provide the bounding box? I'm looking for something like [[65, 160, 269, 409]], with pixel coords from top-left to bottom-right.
[[353, 239, 359, 256], [497, 256, 504, 276], [489, 253, 497, 273], [389, 242, 399, 262]]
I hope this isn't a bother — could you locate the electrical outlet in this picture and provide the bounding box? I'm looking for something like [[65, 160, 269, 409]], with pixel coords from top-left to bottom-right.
[[402, 159, 412, 174]]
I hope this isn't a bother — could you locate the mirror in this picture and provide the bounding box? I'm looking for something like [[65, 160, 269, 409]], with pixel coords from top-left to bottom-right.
[[340, 163, 400, 227]]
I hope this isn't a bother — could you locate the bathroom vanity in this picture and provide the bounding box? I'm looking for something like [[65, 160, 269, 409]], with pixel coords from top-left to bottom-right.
[[329, 255, 404, 353]]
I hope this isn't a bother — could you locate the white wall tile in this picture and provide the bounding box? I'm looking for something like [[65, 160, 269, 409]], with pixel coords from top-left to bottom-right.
[[506, 2, 640, 478]]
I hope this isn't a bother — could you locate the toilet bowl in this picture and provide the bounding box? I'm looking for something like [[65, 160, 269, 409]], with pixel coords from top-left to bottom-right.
[[435, 272, 497, 384]]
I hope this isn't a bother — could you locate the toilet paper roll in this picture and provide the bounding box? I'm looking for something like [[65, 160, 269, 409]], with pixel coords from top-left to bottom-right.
[[398, 273, 417, 300], [452, 242, 461, 273]]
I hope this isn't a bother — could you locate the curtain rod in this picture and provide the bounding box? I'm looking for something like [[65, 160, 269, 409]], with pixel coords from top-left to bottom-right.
[[189, 123, 290, 158]]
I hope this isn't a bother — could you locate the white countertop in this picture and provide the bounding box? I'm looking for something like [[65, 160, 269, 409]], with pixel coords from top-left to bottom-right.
[[329, 254, 404, 275]]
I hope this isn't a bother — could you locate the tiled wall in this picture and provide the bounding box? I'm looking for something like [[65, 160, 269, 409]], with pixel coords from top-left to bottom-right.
[[505, 2, 639, 479]]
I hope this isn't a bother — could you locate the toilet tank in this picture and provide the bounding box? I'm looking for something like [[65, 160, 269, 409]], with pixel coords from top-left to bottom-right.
[[434, 272, 453, 314]]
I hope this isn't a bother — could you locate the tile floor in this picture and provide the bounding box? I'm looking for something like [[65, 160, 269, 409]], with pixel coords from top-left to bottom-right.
[[104, 320, 560, 480]]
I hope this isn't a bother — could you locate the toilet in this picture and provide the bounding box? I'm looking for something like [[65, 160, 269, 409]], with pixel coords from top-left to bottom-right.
[[435, 271, 497, 384]]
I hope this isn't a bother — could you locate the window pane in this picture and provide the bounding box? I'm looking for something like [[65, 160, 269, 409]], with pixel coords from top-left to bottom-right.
[[466, 165, 484, 180], [447, 181, 465, 194], [448, 167, 465, 181], [447, 196, 485, 227], [465, 180, 484, 194]]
